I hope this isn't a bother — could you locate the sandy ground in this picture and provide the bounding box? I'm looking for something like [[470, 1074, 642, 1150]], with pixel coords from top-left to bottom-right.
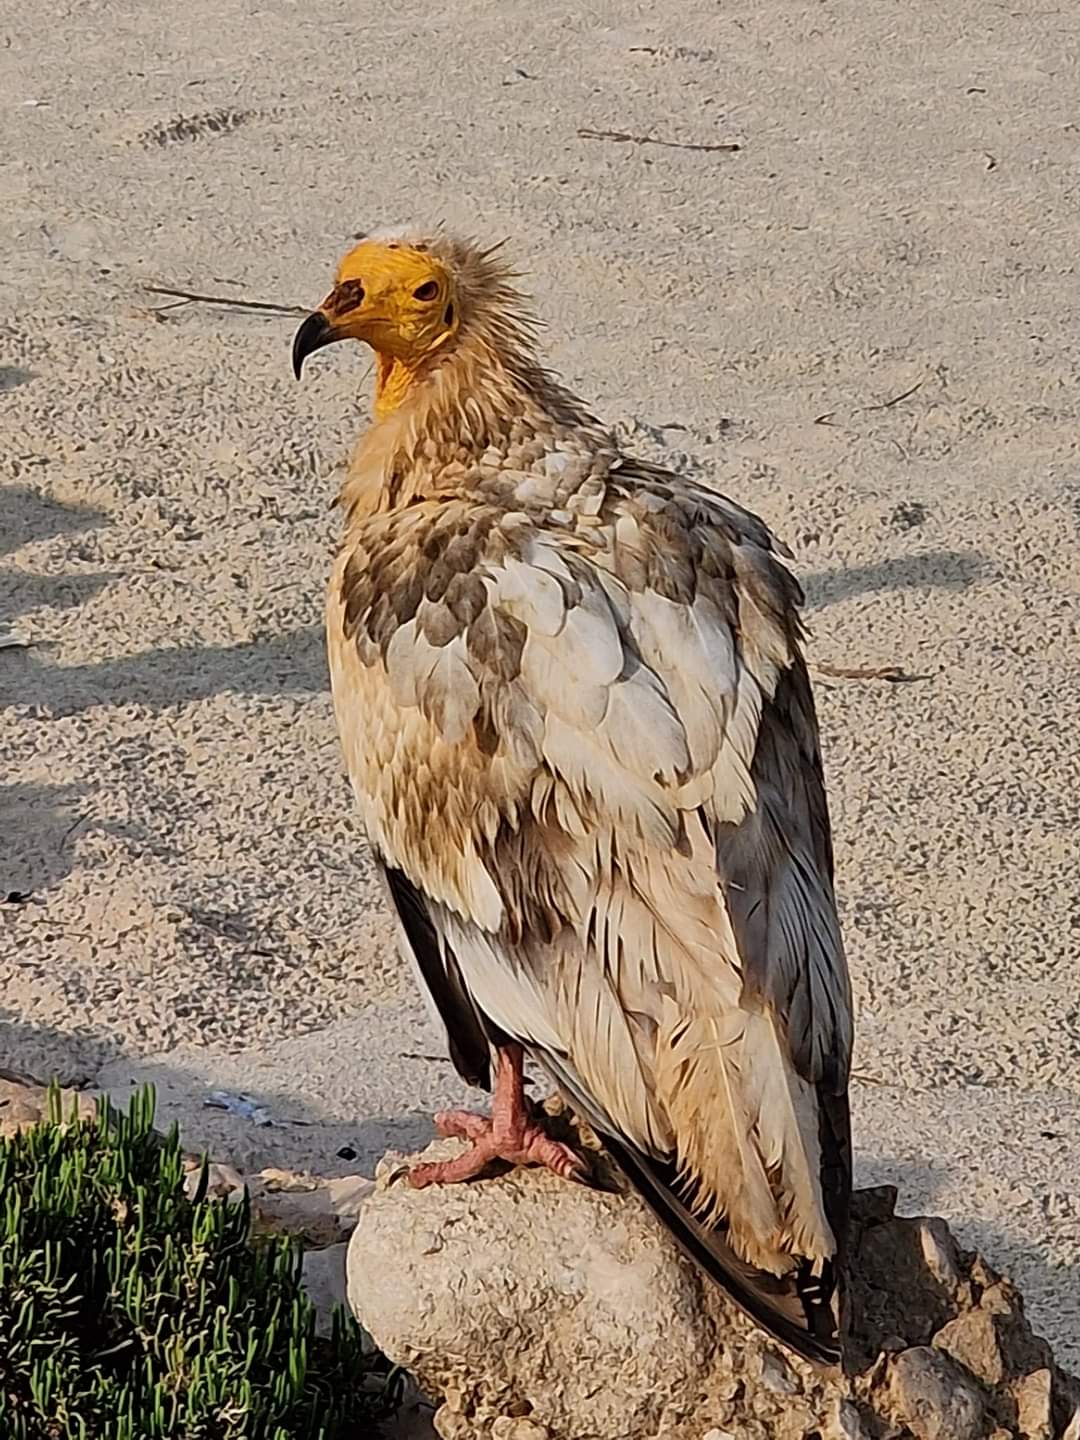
[[2, 0, 1079, 1367]]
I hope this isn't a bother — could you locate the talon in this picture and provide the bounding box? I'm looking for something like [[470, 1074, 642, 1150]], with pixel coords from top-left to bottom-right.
[[522, 1132, 586, 1181]]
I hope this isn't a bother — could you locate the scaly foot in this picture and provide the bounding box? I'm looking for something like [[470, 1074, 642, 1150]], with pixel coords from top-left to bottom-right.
[[406, 1043, 586, 1189], [407, 1107, 585, 1187]]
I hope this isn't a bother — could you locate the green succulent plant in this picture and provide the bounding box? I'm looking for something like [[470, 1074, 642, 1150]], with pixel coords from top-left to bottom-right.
[[0, 1084, 398, 1438]]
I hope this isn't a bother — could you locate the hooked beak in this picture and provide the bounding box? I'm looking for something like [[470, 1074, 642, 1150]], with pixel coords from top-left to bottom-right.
[[291, 311, 336, 380]]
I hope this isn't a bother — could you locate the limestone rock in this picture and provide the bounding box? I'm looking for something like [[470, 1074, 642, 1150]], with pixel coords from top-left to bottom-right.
[[179, 1154, 376, 1246], [489, 1422, 549, 1440], [349, 1141, 718, 1440], [0, 1070, 97, 1136], [1014, 1369, 1054, 1440], [830, 1399, 872, 1440], [300, 1241, 350, 1338], [934, 1307, 1008, 1388], [182, 1156, 247, 1201], [887, 1346, 984, 1440], [249, 1168, 375, 1246], [346, 1139, 1080, 1440], [917, 1216, 967, 1295]]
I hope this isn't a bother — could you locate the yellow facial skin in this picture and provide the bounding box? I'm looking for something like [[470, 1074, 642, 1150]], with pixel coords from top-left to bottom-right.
[[294, 239, 460, 417]]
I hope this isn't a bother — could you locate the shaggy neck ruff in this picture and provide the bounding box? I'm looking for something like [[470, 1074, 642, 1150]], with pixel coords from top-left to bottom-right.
[[342, 320, 604, 520]]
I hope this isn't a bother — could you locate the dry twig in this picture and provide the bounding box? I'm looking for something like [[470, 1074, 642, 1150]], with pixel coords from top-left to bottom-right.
[[863, 380, 924, 412], [140, 283, 307, 316], [812, 661, 930, 684], [812, 379, 925, 428], [577, 127, 740, 154]]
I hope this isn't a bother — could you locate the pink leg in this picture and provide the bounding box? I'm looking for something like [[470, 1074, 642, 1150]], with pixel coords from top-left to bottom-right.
[[408, 1044, 585, 1188]]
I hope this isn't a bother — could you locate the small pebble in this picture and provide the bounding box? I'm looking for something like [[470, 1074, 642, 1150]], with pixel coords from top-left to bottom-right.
[[830, 1400, 871, 1440], [1012, 1367, 1053, 1440], [889, 1346, 985, 1440], [918, 1217, 964, 1290], [759, 1351, 799, 1395]]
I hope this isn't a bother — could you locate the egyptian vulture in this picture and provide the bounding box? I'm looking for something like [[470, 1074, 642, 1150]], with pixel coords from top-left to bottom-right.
[[292, 230, 853, 1365]]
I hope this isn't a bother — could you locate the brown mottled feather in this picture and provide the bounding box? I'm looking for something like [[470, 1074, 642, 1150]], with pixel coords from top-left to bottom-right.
[[316, 230, 853, 1364]]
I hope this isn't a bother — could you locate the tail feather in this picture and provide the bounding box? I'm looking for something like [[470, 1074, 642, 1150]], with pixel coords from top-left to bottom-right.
[[655, 1006, 780, 1251], [741, 1010, 835, 1261], [599, 1127, 843, 1368]]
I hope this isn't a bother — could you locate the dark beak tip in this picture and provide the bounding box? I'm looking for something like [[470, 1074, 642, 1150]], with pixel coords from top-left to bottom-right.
[[291, 311, 333, 381]]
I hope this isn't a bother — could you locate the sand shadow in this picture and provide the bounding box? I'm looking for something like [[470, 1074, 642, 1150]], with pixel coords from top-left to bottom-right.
[[1, 484, 117, 654], [0, 367, 35, 394], [803, 549, 986, 608], [1, 480, 324, 711], [0, 1013, 448, 1180], [2, 570, 122, 622], [0, 780, 152, 897], [0, 624, 329, 714], [1, 485, 154, 892], [0, 1013, 122, 1091], [1, 483, 107, 558]]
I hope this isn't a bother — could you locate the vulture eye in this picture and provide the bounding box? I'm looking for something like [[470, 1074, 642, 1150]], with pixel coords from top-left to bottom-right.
[[413, 280, 439, 301]]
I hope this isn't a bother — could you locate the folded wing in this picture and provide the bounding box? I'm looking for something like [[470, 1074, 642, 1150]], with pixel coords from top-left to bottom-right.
[[331, 475, 853, 1364]]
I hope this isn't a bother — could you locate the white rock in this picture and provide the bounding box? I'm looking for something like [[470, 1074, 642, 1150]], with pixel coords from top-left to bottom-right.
[[916, 1217, 964, 1292], [252, 1167, 376, 1244], [1013, 1367, 1053, 1440], [346, 1140, 788, 1440], [183, 1157, 246, 1201], [887, 1347, 985, 1440], [300, 1241, 349, 1338], [759, 1350, 799, 1395], [490, 1421, 549, 1440], [829, 1400, 871, 1440], [324, 1172, 377, 1218]]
